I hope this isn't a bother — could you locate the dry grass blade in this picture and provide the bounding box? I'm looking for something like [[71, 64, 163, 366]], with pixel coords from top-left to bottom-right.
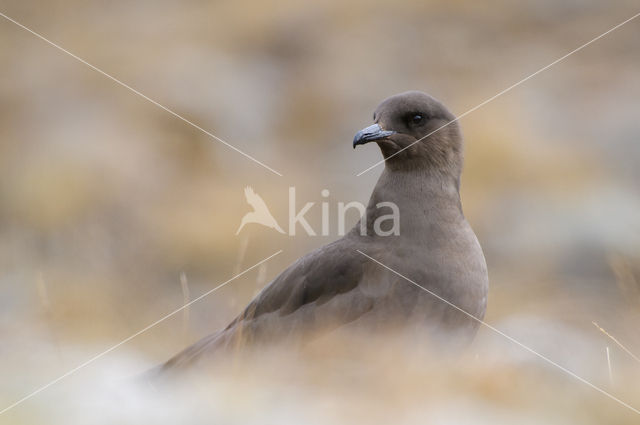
[[180, 272, 190, 336], [592, 322, 640, 364]]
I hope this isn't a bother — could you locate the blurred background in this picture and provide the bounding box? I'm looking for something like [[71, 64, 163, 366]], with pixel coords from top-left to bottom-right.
[[1, 0, 639, 423]]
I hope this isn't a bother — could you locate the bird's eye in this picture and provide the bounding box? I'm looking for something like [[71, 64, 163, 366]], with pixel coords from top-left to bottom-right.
[[411, 114, 423, 124]]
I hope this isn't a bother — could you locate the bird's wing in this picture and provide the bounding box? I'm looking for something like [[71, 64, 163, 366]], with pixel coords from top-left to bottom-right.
[[234, 240, 372, 331], [162, 239, 376, 369], [244, 186, 270, 215]]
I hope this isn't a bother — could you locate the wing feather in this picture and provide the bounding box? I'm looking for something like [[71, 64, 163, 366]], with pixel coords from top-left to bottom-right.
[[229, 240, 372, 336]]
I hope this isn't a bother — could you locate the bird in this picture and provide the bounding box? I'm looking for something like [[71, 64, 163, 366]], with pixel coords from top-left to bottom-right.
[[158, 91, 488, 373], [236, 186, 285, 235]]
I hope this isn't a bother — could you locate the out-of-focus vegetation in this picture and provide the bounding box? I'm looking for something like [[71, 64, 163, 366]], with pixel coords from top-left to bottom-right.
[[1, 0, 639, 423]]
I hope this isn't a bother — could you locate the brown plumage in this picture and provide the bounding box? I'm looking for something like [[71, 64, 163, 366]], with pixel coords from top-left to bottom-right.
[[158, 91, 488, 373]]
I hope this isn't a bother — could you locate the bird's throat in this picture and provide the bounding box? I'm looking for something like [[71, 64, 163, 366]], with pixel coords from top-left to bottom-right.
[[362, 168, 464, 239]]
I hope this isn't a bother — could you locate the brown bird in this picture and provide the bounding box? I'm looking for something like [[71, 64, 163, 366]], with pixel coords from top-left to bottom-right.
[[158, 91, 488, 373]]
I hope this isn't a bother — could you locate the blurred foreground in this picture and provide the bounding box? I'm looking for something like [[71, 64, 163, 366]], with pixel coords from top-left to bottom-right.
[[3, 327, 640, 424]]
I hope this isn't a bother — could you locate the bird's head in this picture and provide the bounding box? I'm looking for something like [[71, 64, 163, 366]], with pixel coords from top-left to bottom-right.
[[353, 91, 463, 176]]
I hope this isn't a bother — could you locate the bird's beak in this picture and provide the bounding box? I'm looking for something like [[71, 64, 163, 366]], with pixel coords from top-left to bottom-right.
[[353, 124, 396, 148]]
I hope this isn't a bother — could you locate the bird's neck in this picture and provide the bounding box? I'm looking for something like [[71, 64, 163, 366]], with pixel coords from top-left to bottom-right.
[[361, 168, 464, 238]]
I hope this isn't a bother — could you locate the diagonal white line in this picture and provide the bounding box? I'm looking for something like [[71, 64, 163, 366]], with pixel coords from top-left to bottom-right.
[[0, 250, 283, 415], [0, 12, 283, 177], [356, 250, 640, 415], [357, 11, 640, 177]]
